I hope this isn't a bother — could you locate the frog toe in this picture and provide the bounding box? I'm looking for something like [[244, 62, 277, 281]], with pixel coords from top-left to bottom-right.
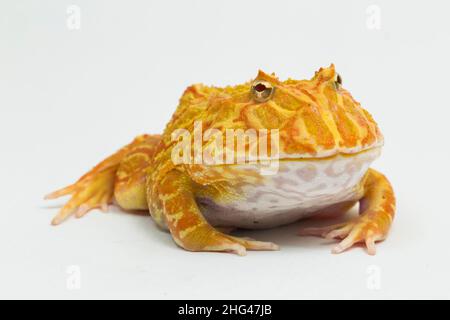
[[331, 227, 384, 255], [227, 235, 280, 251], [298, 222, 349, 238], [186, 230, 249, 256], [50, 188, 112, 225], [299, 219, 386, 255], [47, 168, 116, 225]]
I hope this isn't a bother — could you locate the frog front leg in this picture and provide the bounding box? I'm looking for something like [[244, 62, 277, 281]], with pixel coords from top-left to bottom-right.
[[299, 168, 396, 255], [154, 170, 279, 256]]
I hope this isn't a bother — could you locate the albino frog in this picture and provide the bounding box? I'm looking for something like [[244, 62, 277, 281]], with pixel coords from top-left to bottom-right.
[[46, 65, 395, 256]]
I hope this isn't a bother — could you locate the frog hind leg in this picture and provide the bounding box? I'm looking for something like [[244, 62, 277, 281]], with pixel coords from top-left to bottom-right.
[[298, 168, 396, 255], [113, 135, 162, 211], [151, 170, 279, 256], [45, 134, 160, 225]]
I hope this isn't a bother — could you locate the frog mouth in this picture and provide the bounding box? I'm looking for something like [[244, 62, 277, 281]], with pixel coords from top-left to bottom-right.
[[277, 145, 383, 162], [203, 146, 382, 168]]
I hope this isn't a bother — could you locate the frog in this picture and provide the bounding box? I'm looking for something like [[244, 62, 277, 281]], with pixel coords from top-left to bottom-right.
[[46, 64, 395, 256]]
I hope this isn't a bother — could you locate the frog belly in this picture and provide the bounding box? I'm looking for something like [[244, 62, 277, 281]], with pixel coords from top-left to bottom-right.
[[199, 147, 381, 229]]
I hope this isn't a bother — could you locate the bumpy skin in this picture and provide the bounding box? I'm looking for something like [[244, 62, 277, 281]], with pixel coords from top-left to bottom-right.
[[46, 65, 395, 255]]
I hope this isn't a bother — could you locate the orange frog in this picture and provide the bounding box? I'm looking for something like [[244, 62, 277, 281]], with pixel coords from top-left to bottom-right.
[[46, 65, 395, 256]]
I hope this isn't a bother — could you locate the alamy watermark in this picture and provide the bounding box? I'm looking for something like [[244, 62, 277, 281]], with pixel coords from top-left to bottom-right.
[[366, 5, 381, 30], [66, 265, 81, 290], [171, 121, 280, 175], [66, 5, 81, 30], [366, 265, 381, 290]]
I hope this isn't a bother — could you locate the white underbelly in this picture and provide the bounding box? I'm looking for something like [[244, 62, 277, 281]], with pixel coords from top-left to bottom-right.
[[199, 147, 381, 229]]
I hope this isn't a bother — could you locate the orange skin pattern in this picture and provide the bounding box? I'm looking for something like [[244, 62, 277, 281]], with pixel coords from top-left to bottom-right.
[[46, 65, 395, 255]]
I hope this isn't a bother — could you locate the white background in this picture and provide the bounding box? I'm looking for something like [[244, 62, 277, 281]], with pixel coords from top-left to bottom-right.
[[1, 0, 449, 299]]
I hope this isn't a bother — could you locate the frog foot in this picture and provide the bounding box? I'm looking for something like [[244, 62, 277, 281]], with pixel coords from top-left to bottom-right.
[[45, 167, 116, 225], [299, 169, 395, 255], [298, 218, 386, 255], [177, 225, 280, 256]]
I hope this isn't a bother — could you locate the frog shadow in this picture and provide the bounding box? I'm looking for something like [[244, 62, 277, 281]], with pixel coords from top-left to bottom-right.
[[231, 209, 359, 251], [131, 206, 360, 253]]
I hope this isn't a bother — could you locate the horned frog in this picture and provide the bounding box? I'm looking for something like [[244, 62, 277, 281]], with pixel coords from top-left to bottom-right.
[[46, 65, 395, 256]]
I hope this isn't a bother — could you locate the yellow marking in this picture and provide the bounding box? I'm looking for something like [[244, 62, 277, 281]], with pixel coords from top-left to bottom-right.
[[179, 223, 202, 239]]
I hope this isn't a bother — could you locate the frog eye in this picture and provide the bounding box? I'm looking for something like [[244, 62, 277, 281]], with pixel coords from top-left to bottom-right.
[[251, 80, 275, 103]]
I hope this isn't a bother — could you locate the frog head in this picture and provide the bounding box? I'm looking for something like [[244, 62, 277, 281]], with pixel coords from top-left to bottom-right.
[[168, 64, 383, 168]]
